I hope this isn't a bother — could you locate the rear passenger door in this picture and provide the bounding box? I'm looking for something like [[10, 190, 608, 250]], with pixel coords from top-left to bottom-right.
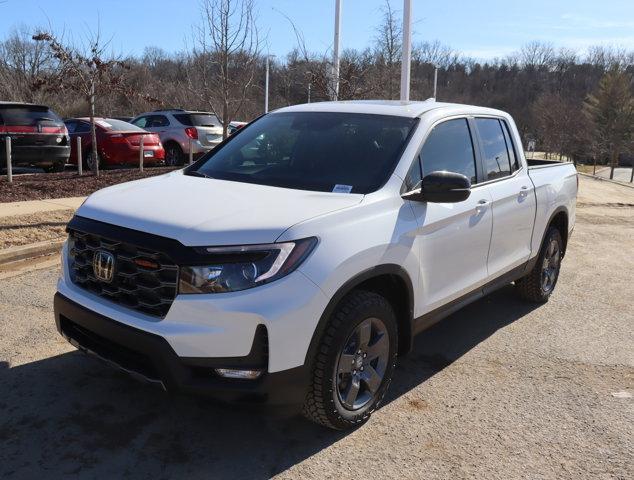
[[406, 118, 494, 312], [473, 117, 536, 278]]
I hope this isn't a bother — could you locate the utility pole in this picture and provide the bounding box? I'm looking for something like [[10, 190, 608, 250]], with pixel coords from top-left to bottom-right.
[[264, 56, 270, 113], [331, 0, 342, 100], [433, 67, 438, 100], [307, 82, 311, 103], [400, 0, 412, 101]]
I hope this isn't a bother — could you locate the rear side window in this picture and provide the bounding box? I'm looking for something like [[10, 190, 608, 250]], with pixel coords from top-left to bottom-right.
[[150, 115, 169, 127], [419, 118, 477, 184], [174, 113, 219, 127], [75, 122, 91, 133], [501, 120, 520, 172], [476, 118, 512, 180], [0, 105, 62, 125]]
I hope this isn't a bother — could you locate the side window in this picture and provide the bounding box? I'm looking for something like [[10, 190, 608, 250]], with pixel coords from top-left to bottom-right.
[[152, 115, 169, 127], [404, 158, 422, 191], [75, 121, 91, 133], [476, 118, 511, 180], [420, 118, 477, 184], [501, 120, 519, 172], [132, 116, 148, 128], [64, 121, 77, 133]]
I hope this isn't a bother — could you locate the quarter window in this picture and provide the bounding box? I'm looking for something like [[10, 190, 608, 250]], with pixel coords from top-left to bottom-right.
[[419, 118, 477, 184], [476, 118, 512, 180]]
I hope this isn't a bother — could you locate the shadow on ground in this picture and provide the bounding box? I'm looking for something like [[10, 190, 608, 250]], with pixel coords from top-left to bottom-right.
[[0, 286, 538, 479]]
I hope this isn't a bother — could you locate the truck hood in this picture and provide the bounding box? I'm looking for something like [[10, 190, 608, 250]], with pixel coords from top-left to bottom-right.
[[76, 171, 363, 246]]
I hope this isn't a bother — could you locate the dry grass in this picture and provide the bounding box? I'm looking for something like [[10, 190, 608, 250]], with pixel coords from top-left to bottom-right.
[[0, 209, 73, 249]]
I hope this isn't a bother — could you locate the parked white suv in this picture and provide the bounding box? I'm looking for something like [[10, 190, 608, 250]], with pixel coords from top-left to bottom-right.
[[130, 109, 224, 165], [55, 100, 577, 430]]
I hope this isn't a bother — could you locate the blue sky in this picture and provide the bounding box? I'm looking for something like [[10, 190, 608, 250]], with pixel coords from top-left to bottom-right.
[[2, 0, 633, 60]]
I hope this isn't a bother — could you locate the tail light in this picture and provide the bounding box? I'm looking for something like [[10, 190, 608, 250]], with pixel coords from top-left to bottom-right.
[[41, 126, 67, 134], [109, 133, 128, 144], [0, 125, 37, 133], [185, 127, 198, 140]]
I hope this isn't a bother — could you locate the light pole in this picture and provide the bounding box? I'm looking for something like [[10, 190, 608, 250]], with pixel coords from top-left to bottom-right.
[[264, 55, 274, 113], [400, 0, 412, 101], [433, 67, 438, 100], [331, 0, 342, 100]]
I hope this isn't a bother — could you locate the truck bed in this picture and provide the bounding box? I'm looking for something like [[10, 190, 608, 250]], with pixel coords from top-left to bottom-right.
[[527, 159, 571, 168]]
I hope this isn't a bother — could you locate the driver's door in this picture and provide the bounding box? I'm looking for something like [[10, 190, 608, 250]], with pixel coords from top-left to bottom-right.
[[406, 118, 493, 313]]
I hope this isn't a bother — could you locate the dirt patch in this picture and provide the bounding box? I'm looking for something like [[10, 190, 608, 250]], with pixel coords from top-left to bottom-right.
[[0, 210, 73, 249], [0, 167, 179, 202]]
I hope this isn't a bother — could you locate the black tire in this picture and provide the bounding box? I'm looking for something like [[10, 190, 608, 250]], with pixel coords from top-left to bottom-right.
[[302, 290, 398, 430], [164, 142, 184, 166], [516, 226, 563, 303], [51, 161, 66, 172], [84, 149, 102, 172]]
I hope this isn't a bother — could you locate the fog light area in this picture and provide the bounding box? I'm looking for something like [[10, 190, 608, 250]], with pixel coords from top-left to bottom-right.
[[214, 368, 263, 380]]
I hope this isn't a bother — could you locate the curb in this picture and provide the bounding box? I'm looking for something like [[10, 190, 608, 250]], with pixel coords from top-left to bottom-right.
[[0, 238, 65, 266], [578, 172, 634, 189]]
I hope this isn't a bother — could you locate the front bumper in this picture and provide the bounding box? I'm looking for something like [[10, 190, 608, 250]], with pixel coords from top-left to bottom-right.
[[54, 292, 309, 405]]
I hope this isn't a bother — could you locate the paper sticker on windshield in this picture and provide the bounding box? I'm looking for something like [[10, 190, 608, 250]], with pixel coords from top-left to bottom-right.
[[332, 184, 353, 194]]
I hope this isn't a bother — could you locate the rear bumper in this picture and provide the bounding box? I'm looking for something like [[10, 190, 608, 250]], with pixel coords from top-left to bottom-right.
[[0, 145, 70, 167], [54, 292, 309, 406]]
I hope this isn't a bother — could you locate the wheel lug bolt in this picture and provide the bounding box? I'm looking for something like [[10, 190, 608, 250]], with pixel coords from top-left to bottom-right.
[[360, 366, 364, 371], [363, 353, 367, 358]]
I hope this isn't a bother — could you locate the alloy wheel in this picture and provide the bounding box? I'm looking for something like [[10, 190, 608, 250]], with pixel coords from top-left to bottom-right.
[[335, 317, 390, 410], [541, 238, 561, 293]]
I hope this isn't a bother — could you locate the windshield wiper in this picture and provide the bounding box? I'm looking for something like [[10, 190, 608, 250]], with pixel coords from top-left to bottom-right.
[[185, 170, 213, 179]]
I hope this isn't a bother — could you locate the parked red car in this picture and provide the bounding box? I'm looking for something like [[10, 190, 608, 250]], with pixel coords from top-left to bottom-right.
[[64, 117, 164, 169]]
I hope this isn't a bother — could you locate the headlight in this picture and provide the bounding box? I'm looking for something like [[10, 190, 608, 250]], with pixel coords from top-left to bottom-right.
[[179, 237, 317, 294]]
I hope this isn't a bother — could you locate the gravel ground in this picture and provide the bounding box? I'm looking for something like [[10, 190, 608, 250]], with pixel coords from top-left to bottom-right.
[[0, 176, 632, 479], [0, 167, 178, 202], [0, 210, 73, 249]]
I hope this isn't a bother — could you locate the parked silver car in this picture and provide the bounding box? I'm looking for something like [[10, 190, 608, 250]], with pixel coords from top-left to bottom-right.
[[130, 109, 224, 165]]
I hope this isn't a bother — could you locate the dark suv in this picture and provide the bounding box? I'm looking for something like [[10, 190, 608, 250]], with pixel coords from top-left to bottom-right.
[[0, 102, 70, 172]]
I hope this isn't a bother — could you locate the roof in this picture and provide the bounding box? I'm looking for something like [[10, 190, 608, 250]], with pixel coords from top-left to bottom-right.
[[0, 101, 48, 109], [274, 99, 506, 118]]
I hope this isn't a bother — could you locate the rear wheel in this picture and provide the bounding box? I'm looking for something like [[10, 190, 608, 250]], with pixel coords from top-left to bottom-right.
[[516, 227, 563, 302], [164, 142, 184, 166], [302, 290, 398, 430], [85, 150, 102, 172]]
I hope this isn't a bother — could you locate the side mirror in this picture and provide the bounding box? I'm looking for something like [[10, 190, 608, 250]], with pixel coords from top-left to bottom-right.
[[402, 171, 471, 203]]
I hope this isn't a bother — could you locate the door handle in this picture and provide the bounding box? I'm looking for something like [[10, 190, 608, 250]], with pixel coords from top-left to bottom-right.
[[519, 186, 529, 197], [475, 199, 490, 213]]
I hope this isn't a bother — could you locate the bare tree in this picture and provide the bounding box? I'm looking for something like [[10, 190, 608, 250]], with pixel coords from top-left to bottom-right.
[[188, 0, 260, 138], [0, 26, 55, 102], [374, 0, 401, 99], [33, 28, 128, 175], [519, 41, 556, 69]]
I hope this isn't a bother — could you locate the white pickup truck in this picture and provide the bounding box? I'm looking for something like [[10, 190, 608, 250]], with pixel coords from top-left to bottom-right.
[[54, 100, 577, 430]]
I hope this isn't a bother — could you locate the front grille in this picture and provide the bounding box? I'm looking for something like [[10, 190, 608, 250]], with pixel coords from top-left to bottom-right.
[[68, 230, 178, 317]]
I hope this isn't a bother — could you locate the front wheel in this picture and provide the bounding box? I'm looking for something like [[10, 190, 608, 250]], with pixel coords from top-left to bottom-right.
[[516, 227, 563, 302], [302, 290, 398, 430], [164, 143, 184, 166]]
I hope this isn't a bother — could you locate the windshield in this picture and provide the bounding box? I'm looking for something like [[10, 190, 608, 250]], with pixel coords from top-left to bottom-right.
[[174, 113, 219, 127], [190, 112, 417, 194]]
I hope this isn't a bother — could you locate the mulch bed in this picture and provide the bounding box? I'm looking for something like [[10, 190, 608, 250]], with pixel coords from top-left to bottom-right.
[[0, 167, 180, 202]]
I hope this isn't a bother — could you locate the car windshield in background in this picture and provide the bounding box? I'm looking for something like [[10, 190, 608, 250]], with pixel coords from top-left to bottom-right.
[[0, 106, 62, 125], [98, 119, 146, 132], [174, 113, 219, 127], [190, 112, 417, 194]]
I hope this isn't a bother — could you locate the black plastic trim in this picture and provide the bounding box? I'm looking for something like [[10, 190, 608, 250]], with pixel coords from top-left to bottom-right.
[[54, 293, 308, 406], [304, 264, 415, 366]]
